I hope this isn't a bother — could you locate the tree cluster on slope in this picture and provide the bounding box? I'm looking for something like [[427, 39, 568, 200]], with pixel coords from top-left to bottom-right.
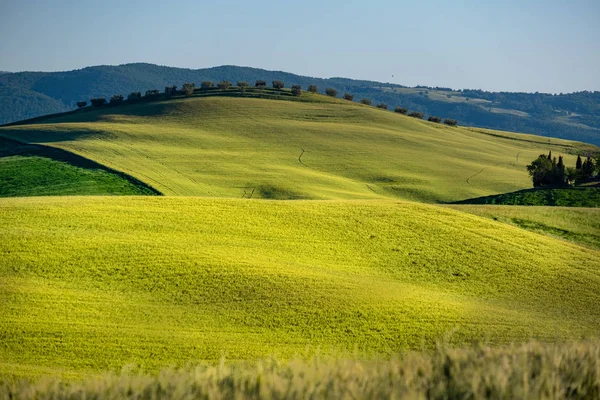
[[527, 152, 599, 187]]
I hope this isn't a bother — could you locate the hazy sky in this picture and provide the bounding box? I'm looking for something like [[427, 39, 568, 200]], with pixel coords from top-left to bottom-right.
[[1, 0, 598, 93]]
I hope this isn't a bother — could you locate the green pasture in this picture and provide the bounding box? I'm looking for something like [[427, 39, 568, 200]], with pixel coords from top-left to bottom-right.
[[0, 93, 592, 202], [449, 205, 600, 250], [1, 197, 599, 379]]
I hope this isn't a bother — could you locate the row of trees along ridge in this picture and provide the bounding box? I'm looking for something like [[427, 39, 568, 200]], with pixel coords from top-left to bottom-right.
[[78, 81, 458, 125]]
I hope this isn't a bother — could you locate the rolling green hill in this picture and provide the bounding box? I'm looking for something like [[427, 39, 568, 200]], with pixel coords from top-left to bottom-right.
[[0, 137, 159, 197], [1, 91, 595, 203], [2, 63, 599, 144], [2, 197, 599, 379]]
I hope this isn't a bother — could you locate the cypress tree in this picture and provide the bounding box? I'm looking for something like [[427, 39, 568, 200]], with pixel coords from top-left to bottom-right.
[[576, 155, 583, 170], [547, 151, 552, 160]]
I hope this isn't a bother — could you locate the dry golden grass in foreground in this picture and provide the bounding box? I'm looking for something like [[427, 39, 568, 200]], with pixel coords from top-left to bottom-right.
[[2, 340, 599, 399]]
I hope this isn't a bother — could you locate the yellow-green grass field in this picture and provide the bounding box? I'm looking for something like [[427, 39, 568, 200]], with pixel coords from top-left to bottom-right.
[[3, 340, 600, 399], [0, 93, 594, 202], [2, 196, 599, 379], [449, 205, 600, 250]]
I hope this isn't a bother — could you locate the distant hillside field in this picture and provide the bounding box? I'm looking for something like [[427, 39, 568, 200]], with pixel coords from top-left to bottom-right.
[[2, 197, 599, 379], [1, 63, 599, 144], [0, 92, 595, 203]]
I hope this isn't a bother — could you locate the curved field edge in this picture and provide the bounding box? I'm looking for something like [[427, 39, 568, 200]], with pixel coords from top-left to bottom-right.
[[447, 205, 600, 250], [451, 186, 600, 207], [1, 94, 596, 202], [1, 197, 599, 378], [0, 136, 161, 196], [2, 340, 599, 398]]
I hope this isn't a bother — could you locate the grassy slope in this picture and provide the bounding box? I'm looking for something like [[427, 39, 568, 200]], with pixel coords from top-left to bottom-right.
[[0, 93, 594, 202], [0, 155, 156, 197], [1, 197, 599, 379], [448, 205, 600, 250]]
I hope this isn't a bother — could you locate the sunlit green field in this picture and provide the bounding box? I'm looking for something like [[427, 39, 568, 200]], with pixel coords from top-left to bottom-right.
[[449, 205, 600, 250], [0, 93, 592, 202], [2, 196, 599, 379]]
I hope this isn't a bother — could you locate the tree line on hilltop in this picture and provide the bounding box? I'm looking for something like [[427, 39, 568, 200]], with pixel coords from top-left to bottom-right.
[[77, 81, 458, 126], [526, 151, 599, 187]]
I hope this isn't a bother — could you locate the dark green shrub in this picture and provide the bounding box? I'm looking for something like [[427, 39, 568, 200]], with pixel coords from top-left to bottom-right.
[[291, 85, 302, 96], [201, 81, 214, 89], [127, 92, 141, 101], [343, 93, 354, 101], [164, 86, 177, 96], [217, 81, 232, 90], [360, 99, 372, 105], [428, 116, 442, 123], [109, 95, 123, 104], [76, 101, 87, 108], [182, 83, 195, 96], [376, 104, 388, 110], [409, 111, 424, 119], [145, 90, 160, 97], [444, 118, 458, 126], [325, 88, 337, 97], [255, 80, 267, 88], [307, 85, 318, 93], [394, 107, 408, 114], [272, 81, 284, 90], [90, 98, 107, 107], [237, 82, 250, 91]]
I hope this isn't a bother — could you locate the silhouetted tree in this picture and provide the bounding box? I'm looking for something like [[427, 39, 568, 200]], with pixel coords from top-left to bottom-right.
[[201, 81, 214, 89], [255, 80, 267, 88], [376, 104, 388, 110], [527, 155, 553, 187], [343, 93, 354, 101], [182, 83, 195, 96], [76, 101, 87, 108], [291, 85, 302, 96], [394, 107, 408, 114], [90, 98, 107, 107], [428, 116, 442, 123], [307, 85, 318, 93], [582, 157, 595, 179], [325, 88, 337, 97], [164, 86, 177, 96], [553, 156, 566, 184], [272, 80, 284, 90], [110, 94, 124, 104], [145, 90, 160, 97], [408, 111, 424, 119], [576, 155, 583, 170], [127, 92, 141, 101], [217, 81, 232, 90], [444, 118, 458, 126], [360, 98, 372, 105], [237, 81, 249, 91]]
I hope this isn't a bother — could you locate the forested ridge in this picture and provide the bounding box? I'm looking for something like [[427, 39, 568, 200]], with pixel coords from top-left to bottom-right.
[[1, 63, 599, 144]]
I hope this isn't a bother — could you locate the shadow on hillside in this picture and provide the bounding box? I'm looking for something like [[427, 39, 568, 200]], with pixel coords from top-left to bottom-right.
[[0, 125, 110, 143], [0, 136, 161, 195], [450, 186, 600, 207]]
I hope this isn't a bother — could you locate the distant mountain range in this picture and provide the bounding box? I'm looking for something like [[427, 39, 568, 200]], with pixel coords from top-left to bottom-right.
[[1, 63, 599, 145]]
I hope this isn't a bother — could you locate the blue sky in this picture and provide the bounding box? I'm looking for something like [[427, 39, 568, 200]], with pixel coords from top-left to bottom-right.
[[0, 0, 598, 93]]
